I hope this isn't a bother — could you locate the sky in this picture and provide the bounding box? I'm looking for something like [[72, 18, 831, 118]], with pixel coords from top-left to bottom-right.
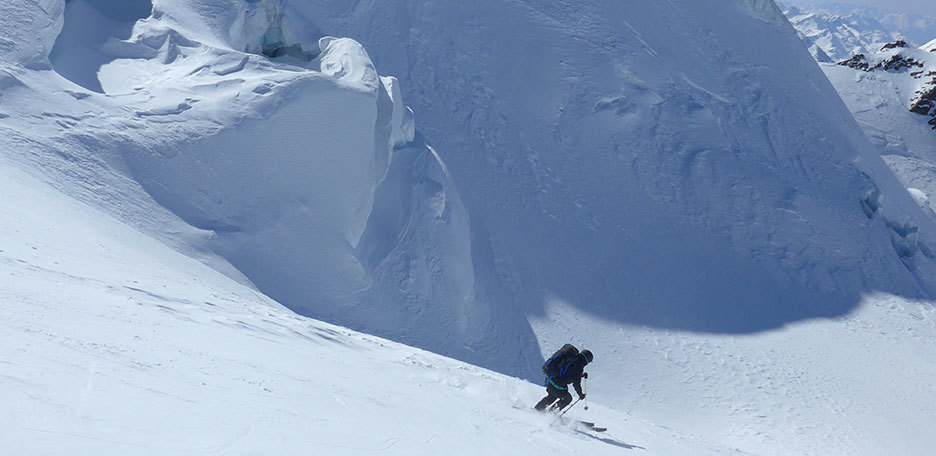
[[844, 0, 930, 14], [785, 0, 933, 16]]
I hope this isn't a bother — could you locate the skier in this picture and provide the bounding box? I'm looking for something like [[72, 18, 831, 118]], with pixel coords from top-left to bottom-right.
[[535, 345, 593, 412]]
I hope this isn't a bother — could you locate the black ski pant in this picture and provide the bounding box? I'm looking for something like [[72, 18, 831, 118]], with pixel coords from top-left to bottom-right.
[[535, 383, 573, 412]]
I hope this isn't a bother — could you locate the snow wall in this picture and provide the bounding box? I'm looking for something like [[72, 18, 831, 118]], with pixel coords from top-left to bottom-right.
[[259, 0, 936, 372], [8, 0, 936, 379]]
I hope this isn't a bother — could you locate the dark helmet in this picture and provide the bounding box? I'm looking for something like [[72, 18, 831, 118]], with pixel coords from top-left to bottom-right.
[[581, 349, 594, 364]]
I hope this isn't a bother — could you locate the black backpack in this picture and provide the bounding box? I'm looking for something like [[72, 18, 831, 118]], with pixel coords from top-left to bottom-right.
[[542, 343, 579, 376]]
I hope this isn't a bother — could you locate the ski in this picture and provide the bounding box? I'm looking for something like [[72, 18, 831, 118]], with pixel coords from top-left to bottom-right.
[[578, 420, 607, 432]]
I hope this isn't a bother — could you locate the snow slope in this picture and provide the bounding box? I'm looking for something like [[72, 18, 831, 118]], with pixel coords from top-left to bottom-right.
[[530, 292, 936, 456], [1, 163, 745, 456], [823, 42, 936, 219], [4, 151, 936, 456]]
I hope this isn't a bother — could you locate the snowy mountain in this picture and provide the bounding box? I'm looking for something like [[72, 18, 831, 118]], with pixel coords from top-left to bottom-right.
[[781, 1, 936, 49], [823, 41, 936, 219], [4, 0, 936, 455], [925, 38, 936, 53], [781, 4, 906, 62]]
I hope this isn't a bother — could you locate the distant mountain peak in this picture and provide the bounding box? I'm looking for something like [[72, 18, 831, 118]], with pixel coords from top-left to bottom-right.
[[780, 2, 936, 45], [782, 5, 905, 62]]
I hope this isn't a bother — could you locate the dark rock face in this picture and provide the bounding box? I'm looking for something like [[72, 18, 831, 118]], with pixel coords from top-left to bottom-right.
[[838, 53, 923, 72], [911, 68, 936, 130], [838, 54, 871, 70], [911, 87, 936, 116], [911, 83, 936, 130], [881, 40, 908, 51], [881, 54, 924, 72]]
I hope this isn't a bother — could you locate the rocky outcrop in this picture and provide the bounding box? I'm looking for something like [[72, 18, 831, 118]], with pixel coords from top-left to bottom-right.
[[881, 40, 909, 51], [911, 82, 936, 130], [837, 51, 923, 72], [837, 42, 936, 130]]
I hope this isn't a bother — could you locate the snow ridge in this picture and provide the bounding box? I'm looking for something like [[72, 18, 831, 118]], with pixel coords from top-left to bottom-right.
[[739, 0, 789, 25]]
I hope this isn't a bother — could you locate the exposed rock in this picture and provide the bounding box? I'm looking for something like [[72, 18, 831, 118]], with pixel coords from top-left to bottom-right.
[[911, 85, 936, 129], [838, 53, 923, 72], [881, 54, 923, 72], [881, 40, 908, 51], [838, 54, 871, 71]]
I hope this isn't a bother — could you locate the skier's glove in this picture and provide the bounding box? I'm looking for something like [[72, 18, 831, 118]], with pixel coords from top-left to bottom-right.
[[582, 372, 588, 379]]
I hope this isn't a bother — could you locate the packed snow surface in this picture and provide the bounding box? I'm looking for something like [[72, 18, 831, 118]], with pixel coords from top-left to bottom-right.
[[3, 0, 936, 455]]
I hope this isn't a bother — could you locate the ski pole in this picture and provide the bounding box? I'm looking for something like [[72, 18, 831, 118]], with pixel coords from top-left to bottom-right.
[[583, 375, 588, 411], [552, 398, 581, 423]]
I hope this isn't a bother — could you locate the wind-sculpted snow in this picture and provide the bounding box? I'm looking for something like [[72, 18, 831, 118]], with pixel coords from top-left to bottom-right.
[[0, 0, 64, 69], [1, 0, 490, 374], [294, 0, 936, 330], [257, 2, 936, 449], [85, 2, 439, 355], [5, 0, 936, 380], [50, 0, 153, 92]]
